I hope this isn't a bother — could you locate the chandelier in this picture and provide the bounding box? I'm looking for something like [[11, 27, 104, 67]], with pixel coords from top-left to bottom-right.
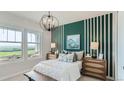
[[40, 11, 59, 31]]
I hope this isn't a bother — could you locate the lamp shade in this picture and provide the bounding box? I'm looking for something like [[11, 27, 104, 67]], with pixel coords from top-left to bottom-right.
[[51, 43, 56, 48], [90, 42, 99, 50]]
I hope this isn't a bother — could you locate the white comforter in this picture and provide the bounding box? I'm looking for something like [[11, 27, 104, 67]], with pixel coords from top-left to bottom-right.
[[33, 59, 82, 81]]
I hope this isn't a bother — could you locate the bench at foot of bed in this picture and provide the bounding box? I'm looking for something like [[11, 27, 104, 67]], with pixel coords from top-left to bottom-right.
[[24, 71, 56, 81]]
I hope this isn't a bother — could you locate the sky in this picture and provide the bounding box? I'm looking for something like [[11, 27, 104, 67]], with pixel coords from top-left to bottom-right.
[[0, 28, 37, 42], [0, 28, 22, 42], [0, 28, 37, 48]]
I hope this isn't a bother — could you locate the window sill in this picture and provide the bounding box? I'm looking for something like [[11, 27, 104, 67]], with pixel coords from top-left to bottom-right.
[[27, 56, 42, 61], [0, 56, 42, 66], [0, 58, 24, 65]]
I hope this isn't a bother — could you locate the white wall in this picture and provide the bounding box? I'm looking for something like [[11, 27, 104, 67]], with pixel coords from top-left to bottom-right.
[[117, 11, 124, 80], [0, 12, 41, 31], [42, 31, 51, 60], [0, 59, 41, 80], [0, 12, 51, 80]]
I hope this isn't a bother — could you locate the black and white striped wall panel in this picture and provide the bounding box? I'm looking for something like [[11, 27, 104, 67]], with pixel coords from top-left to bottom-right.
[[84, 13, 113, 78]]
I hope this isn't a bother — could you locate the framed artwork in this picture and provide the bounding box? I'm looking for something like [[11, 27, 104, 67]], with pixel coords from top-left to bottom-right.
[[98, 53, 103, 59], [66, 34, 80, 49]]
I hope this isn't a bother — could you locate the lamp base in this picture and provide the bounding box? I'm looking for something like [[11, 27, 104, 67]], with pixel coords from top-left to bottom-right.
[[51, 48, 55, 54], [92, 50, 97, 59], [92, 55, 97, 59]]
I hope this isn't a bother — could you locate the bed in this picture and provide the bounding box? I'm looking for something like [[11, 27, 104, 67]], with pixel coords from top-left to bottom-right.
[[32, 59, 82, 81]]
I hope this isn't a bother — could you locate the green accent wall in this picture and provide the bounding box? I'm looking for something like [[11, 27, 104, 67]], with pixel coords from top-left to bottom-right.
[[64, 21, 84, 51]]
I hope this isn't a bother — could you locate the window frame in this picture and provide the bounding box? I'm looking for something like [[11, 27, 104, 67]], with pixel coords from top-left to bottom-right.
[[27, 31, 41, 58], [0, 26, 42, 64], [0, 27, 23, 62]]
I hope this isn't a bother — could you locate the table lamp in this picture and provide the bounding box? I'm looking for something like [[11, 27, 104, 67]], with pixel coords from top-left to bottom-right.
[[90, 42, 99, 58], [51, 43, 56, 54]]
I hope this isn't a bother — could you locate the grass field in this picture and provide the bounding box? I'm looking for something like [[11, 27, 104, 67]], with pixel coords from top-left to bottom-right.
[[0, 50, 35, 57]]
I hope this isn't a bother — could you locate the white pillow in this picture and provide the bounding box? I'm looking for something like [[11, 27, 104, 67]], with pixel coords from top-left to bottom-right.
[[58, 53, 66, 61], [75, 51, 84, 61], [63, 55, 68, 62], [58, 53, 74, 62], [66, 53, 74, 62]]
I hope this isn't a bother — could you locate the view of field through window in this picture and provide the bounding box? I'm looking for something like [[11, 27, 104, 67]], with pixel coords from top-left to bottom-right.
[[0, 27, 40, 61], [0, 43, 38, 57]]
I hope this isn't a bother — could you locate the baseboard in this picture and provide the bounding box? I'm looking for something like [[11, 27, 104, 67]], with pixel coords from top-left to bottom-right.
[[0, 69, 31, 81]]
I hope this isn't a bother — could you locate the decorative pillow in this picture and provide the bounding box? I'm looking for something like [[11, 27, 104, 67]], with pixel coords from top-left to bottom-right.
[[63, 55, 68, 62], [73, 53, 77, 62], [58, 53, 76, 62], [75, 51, 84, 61], [62, 50, 68, 54], [68, 51, 72, 54], [58, 53, 66, 61], [66, 53, 74, 62]]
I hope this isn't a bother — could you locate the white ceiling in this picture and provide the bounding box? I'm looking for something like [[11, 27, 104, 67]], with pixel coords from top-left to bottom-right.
[[8, 11, 112, 25]]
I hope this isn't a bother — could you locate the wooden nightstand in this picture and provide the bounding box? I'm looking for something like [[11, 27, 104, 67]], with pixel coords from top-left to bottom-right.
[[46, 53, 58, 60], [82, 57, 106, 80]]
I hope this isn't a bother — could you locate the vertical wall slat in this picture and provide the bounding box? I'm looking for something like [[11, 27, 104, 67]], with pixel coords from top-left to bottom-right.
[[93, 18, 95, 41], [106, 14, 108, 76], [108, 14, 110, 76], [110, 13, 113, 77], [104, 15, 106, 60], [89, 19, 90, 53], [112, 13, 115, 79], [100, 16, 102, 53], [112, 13, 114, 78], [86, 20, 87, 53], [60, 27, 62, 51], [90, 18, 92, 55], [97, 17, 99, 57], [63, 25, 64, 51], [61, 26, 63, 51], [87, 19, 89, 53], [84, 20, 86, 53]]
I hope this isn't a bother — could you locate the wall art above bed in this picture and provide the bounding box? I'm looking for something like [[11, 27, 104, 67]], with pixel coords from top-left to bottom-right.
[[66, 34, 80, 50]]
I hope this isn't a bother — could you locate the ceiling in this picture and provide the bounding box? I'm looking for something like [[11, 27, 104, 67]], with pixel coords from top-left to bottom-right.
[[8, 11, 112, 25]]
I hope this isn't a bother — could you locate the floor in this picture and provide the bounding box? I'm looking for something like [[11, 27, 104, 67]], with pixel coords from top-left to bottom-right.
[[4, 74, 101, 81]]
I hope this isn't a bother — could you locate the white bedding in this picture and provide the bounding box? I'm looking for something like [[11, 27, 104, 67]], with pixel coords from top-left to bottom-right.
[[33, 59, 82, 81]]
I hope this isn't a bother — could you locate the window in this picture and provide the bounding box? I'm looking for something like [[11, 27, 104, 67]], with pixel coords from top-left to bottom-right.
[[0, 27, 22, 61], [27, 32, 40, 58], [0, 26, 41, 63]]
